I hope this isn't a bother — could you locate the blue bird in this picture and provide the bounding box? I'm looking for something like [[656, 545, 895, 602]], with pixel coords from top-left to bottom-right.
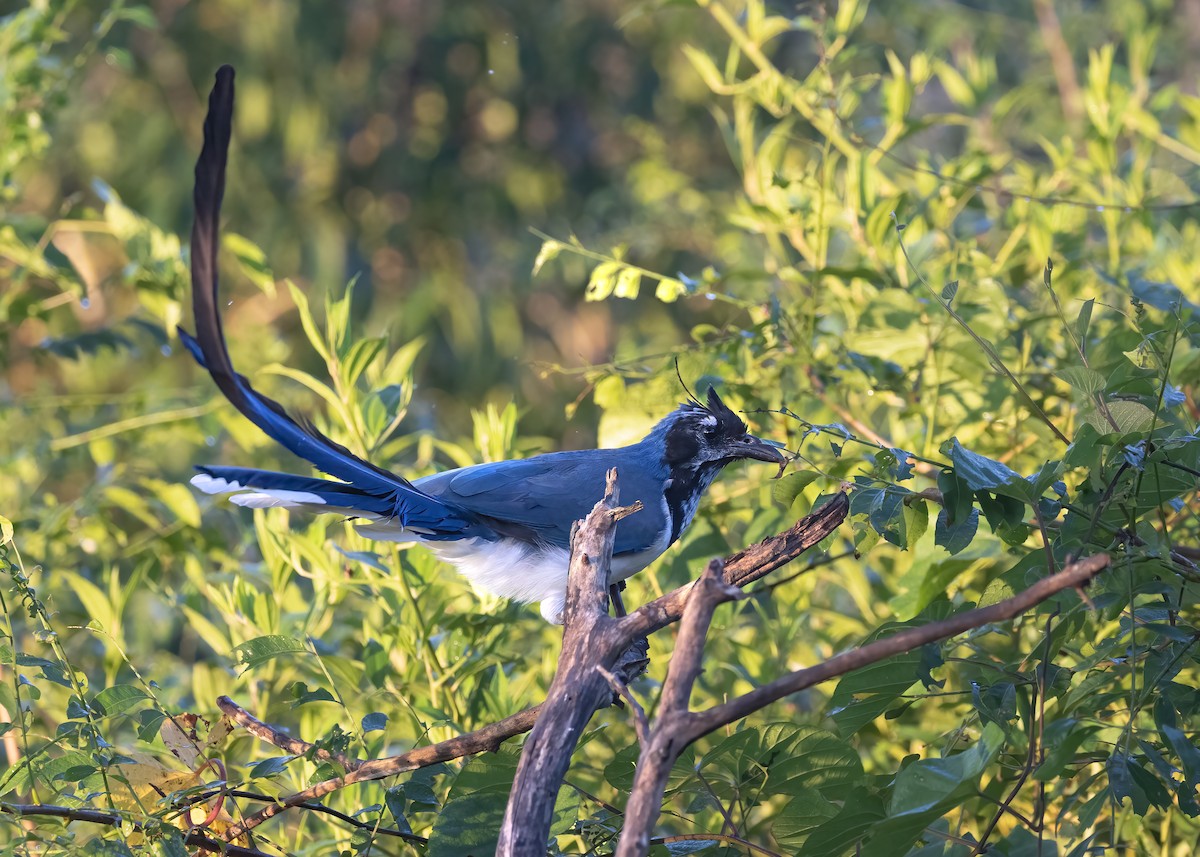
[[182, 66, 787, 622]]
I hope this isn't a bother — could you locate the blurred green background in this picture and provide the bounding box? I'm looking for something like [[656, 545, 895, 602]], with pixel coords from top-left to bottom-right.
[[6, 0, 750, 443], [5, 0, 1200, 854]]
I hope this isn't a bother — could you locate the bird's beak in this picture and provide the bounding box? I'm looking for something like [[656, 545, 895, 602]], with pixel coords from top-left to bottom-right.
[[734, 434, 790, 474]]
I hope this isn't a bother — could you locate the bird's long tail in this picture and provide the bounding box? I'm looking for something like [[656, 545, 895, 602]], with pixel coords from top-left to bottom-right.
[[179, 66, 480, 541], [190, 465, 390, 515]]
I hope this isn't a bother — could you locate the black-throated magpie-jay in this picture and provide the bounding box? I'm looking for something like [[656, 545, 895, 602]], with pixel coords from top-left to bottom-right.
[[182, 67, 787, 622]]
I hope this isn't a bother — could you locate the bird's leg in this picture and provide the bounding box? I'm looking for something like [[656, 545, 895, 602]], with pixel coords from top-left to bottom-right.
[[604, 635, 650, 709], [608, 581, 627, 617]]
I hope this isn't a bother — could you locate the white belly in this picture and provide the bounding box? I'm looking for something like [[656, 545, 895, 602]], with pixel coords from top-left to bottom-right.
[[357, 517, 671, 624]]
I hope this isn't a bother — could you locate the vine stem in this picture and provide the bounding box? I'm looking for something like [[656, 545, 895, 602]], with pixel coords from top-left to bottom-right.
[[891, 214, 1070, 445]]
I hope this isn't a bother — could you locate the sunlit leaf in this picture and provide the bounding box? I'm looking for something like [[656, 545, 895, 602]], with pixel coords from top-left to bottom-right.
[[94, 684, 149, 717], [232, 635, 308, 671]]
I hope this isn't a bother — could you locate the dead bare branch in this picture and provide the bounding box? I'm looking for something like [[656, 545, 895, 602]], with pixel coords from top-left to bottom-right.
[[220, 702, 543, 840], [215, 489, 849, 846], [691, 553, 1108, 737], [616, 559, 741, 857], [497, 468, 637, 853], [617, 493, 849, 646], [609, 553, 1110, 856]]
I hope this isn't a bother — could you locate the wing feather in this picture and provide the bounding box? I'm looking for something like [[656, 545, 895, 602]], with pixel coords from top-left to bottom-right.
[[416, 448, 670, 553]]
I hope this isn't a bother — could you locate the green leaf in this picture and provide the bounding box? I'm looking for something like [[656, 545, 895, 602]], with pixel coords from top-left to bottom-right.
[[942, 438, 1029, 501], [850, 486, 910, 547], [362, 712, 388, 733], [1056, 366, 1106, 394], [934, 60, 975, 107], [682, 44, 727, 93], [797, 787, 885, 857], [612, 265, 642, 299], [766, 726, 865, 801], [971, 681, 1017, 730], [1075, 298, 1095, 346], [1064, 421, 1104, 470], [289, 681, 337, 708], [829, 620, 927, 735], [861, 724, 1005, 857], [1155, 697, 1200, 787], [937, 468, 975, 526], [341, 336, 387, 388], [902, 500, 929, 550], [286, 279, 331, 363], [325, 278, 357, 357], [0, 515, 12, 545], [113, 5, 159, 29], [232, 635, 308, 671], [1034, 718, 1099, 781], [655, 277, 688, 302], [137, 709, 167, 742], [149, 479, 202, 529], [977, 491, 1027, 544], [1083, 400, 1156, 435], [979, 576, 1017, 608], [934, 506, 979, 555], [940, 280, 958, 303], [223, 232, 276, 295], [428, 749, 521, 857], [94, 684, 149, 717], [1108, 750, 1171, 813], [584, 261, 622, 301], [249, 755, 295, 779], [605, 742, 696, 793], [384, 785, 415, 834], [772, 785, 839, 847], [773, 470, 819, 508]]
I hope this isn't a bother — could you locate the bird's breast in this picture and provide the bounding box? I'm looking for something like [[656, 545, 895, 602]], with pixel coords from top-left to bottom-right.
[[663, 464, 721, 543]]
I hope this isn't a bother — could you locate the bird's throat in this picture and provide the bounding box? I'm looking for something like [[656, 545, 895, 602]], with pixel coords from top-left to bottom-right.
[[664, 462, 723, 543]]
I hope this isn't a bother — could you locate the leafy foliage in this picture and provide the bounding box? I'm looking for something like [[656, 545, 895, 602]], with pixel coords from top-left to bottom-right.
[[4, 0, 1200, 855]]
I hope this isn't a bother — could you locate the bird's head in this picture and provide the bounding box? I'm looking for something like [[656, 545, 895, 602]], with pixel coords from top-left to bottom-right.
[[656, 387, 788, 471]]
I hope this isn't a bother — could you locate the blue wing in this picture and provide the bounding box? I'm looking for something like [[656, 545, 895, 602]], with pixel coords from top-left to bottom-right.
[[415, 446, 670, 554], [181, 67, 482, 540]]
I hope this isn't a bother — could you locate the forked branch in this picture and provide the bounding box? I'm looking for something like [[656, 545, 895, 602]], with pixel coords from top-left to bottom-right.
[[611, 553, 1111, 856], [216, 489, 849, 844]]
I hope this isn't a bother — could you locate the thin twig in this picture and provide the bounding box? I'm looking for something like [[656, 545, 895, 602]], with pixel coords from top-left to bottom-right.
[[969, 611, 1057, 855], [177, 789, 427, 845], [218, 696, 363, 772], [598, 666, 650, 746], [688, 555, 1107, 737], [651, 832, 785, 857], [1, 802, 273, 857], [220, 702, 543, 841], [695, 767, 740, 837]]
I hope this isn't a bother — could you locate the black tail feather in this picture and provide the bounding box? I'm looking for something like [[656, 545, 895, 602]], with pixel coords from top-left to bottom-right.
[[181, 66, 479, 539], [193, 465, 395, 515]]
